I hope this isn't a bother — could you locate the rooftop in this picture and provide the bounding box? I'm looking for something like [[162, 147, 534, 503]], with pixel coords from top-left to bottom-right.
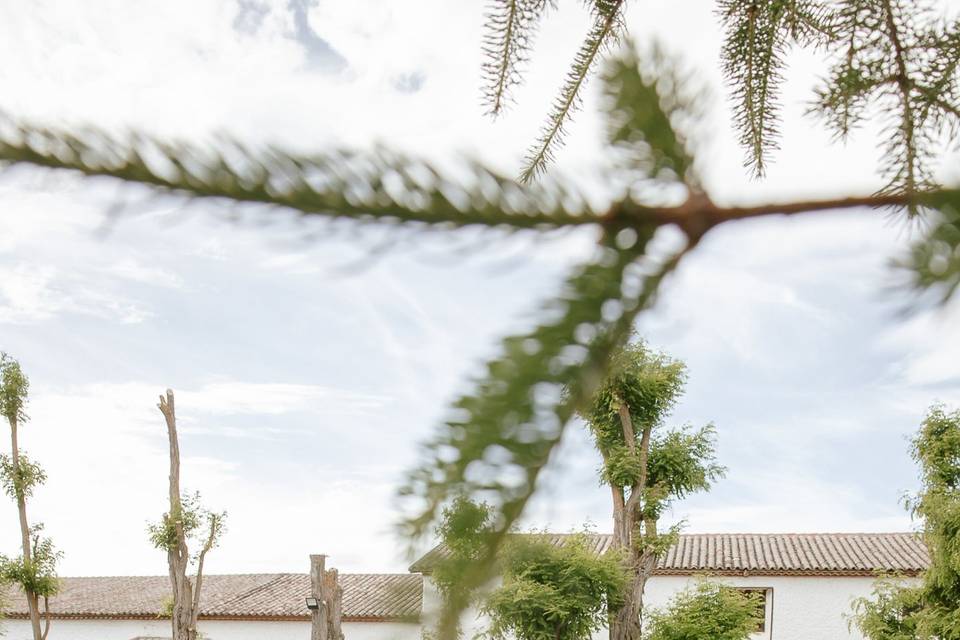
[[2, 573, 422, 622], [410, 532, 930, 577]]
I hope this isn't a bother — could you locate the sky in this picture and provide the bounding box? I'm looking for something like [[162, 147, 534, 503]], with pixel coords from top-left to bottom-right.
[[0, 0, 958, 577]]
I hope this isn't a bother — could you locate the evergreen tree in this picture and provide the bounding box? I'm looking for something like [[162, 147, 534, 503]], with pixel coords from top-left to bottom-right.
[[0, 6, 958, 636]]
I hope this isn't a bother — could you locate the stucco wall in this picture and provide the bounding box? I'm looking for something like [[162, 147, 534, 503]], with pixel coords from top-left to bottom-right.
[[0, 618, 421, 640], [431, 574, 918, 640]]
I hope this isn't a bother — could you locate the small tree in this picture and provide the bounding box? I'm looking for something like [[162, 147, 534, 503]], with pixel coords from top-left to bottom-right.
[[429, 496, 493, 638], [642, 582, 764, 640], [579, 341, 722, 640], [851, 404, 960, 638], [149, 389, 226, 640], [0, 353, 59, 640], [484, 534, 628, 640]]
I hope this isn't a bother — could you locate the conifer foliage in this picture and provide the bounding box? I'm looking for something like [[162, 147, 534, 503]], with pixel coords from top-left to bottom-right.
[[0, 7, 958, 638]]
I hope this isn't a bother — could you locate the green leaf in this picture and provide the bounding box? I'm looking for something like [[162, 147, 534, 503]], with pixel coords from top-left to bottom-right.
[[482, 0, 552, 116]]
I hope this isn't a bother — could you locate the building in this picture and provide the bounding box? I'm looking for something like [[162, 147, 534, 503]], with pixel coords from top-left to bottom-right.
[[2, 532, 928, 640], [1, 573, 422, 640], [412, 532, 929, 640]]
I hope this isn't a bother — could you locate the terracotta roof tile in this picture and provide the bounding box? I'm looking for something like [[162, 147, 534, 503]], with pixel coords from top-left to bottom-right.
[[409, 532, 929, 576], [2, 573, 421, 622]]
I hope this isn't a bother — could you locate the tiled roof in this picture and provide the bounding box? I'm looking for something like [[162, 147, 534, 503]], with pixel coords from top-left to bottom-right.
[[410, 532, 930, 577], [2, 573, 422, 622]]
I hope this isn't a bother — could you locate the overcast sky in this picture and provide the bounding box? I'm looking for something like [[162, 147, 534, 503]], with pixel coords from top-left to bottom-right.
[[1, 0, 958, 577]]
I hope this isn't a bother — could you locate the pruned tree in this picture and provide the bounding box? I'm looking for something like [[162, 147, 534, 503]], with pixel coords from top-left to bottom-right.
[[642, 582, 764, 640], [0, 353, 60, 640], [578, 341, 722, 640], [851, 404, 960, 638], [483, 533, 628, 640], [1, 7, 959, 638], [149, 389, 226, 640]]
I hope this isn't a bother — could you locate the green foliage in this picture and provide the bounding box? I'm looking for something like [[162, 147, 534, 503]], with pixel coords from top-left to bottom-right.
[[0, 118, 596, 231], [148, 491, 226, 560], [850, 579, 923, 640], [483, 534, 628, 640], [519, 0, 628, 182], [643, 581, 764, 640], [812, 0, 960, 210], [718, 0, 831, 176], [581, 341, 686, 456], [482, 0, 552, 116], [645, 424, 725, 505], [0, 353, 29, 426], [431, 496, 493, 634], [0, 528, 61, 599], [851, 405, 960, 639], [0, 454, 47, 502], [898, 207, 960, 305], [600, 41, 706, 197]]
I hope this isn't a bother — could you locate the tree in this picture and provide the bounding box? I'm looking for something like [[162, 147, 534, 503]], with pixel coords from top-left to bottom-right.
[[578, 341, 722, 640], [851, 404, 960, 639], [429, 496, 494, 639], [0, 353, 59, 640], [1, 6, 959, 634], [149, 389, 226, 640], [483, 534, 628, 640], [642, 582, 764, 640]]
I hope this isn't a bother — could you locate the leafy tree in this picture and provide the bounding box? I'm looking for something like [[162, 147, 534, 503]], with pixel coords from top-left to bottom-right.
[[0, 353, 59, 640], [642, 582, 764, 640], [579, 340, 722, 640], [851, 405, 960, 638], [428, 496, 494, 638], [150, 389, 226, 640], [1, 7, 959, 636], [483, 534, 628, 640]]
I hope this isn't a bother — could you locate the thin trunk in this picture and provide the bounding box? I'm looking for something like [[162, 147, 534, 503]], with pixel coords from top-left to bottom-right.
[[8, 414, 42, 640], [159, 390, 196, 640], [608, 398, 656, 640]]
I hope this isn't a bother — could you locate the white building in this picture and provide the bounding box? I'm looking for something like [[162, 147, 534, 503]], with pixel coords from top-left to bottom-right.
[[2, 572, 422, 640], [413, 532, 927, 640], [2, 533, 927, 640]]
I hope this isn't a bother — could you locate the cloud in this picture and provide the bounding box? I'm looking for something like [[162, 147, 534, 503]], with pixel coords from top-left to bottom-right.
[[286, 0, 348, 72]]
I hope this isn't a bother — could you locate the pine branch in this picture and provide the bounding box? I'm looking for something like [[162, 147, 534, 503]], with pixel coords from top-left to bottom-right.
[[399, 226, 693, 640], [600, 42, 706, 191], [482, 0, 551, 116], [0, 117, 597, 230], [719, 0, 830, 177], [518, 0, 627, 183]]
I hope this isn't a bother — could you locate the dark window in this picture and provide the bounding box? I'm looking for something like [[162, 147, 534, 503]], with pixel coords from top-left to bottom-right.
[[736, 588, 769, 633]]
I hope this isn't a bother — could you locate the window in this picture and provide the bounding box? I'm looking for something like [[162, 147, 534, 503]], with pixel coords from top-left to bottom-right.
[[736, 588, 770, 633]]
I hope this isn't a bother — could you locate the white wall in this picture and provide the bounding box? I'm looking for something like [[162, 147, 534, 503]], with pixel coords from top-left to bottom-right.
[[428, 574, 918, 640], [0, 618, 421, 640]]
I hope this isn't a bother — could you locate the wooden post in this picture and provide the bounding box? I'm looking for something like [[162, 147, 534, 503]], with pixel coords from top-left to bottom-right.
[[310, 555, 328, 640]]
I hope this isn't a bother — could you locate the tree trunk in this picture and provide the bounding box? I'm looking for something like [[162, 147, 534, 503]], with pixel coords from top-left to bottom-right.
[[8, 414, 42, 640], [310, 555, 329, 640], [608, 399, 655, 640], [158, 390, 196, 640]]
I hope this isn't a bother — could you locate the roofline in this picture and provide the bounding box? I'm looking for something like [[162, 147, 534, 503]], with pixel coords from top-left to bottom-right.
[[3, 613, 421, 624], [412, 568, 923, 578]]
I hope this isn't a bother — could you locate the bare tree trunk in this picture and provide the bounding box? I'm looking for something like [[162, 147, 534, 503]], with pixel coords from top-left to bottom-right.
[[310, 555, 344, 640], [8, 414, 42, 640], [158, 390, 196, 640], [310, 555, 329, 640]]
